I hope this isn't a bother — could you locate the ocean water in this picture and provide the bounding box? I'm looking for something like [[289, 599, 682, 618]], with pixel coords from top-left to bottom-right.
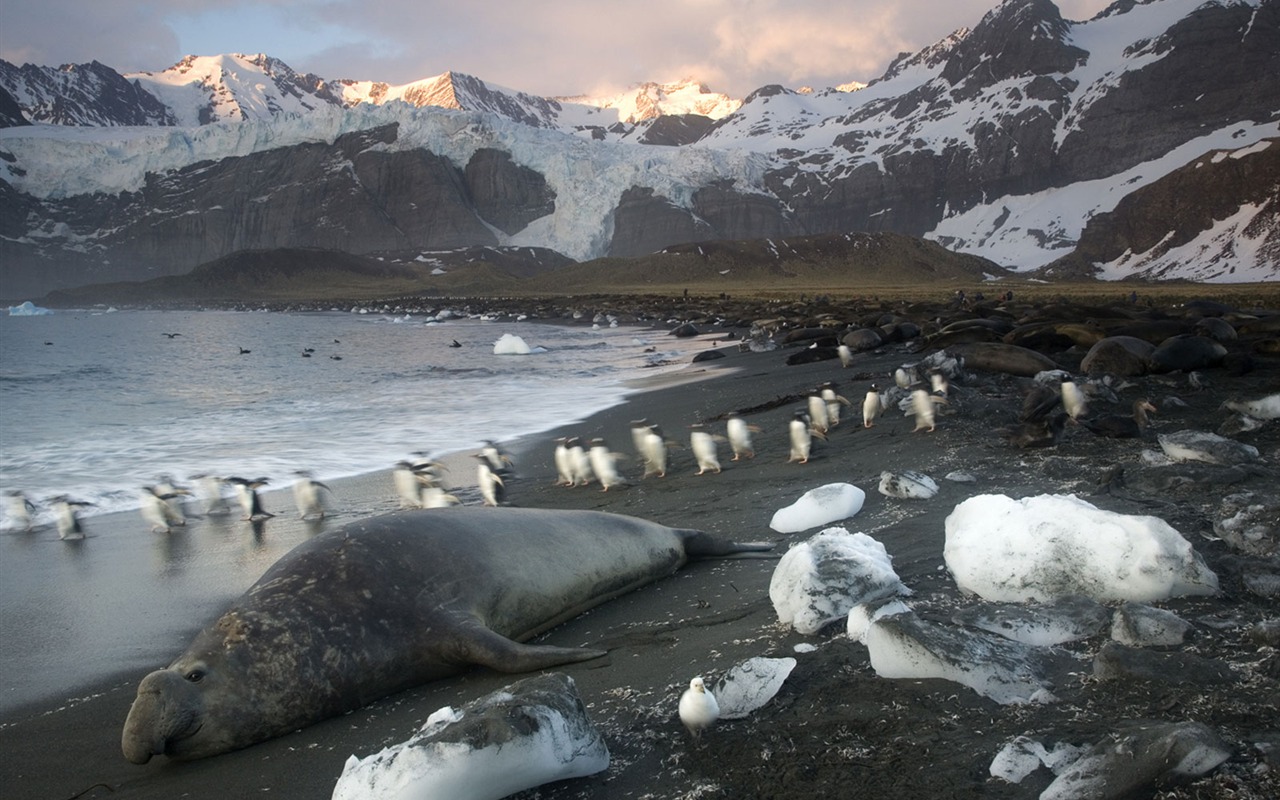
[[0, 307, 679, 520], [0, 306, 689, 713]]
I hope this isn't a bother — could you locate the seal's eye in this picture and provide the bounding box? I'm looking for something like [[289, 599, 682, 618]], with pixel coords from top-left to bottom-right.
[[184, 668, 205, 683]]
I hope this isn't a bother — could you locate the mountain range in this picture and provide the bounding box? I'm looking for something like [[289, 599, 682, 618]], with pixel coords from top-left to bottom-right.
[[0, 0, 1276, 299]]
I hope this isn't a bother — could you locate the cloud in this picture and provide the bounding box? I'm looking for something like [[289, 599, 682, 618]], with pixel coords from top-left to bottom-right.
[[1, 1, 1116, 98]]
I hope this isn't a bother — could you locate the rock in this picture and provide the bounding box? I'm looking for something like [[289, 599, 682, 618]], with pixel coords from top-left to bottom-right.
[[1109, 602, 1192, 647], [1247, 619, 1280, 647], [1158, 429, 1261, 465], [669, 322, 700, 338], [1092, 642, 1237, 686], [1214, 492, 1280, 556]]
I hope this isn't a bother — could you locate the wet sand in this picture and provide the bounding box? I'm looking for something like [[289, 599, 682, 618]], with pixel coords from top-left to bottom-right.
[[2, 322, 1278, 799]]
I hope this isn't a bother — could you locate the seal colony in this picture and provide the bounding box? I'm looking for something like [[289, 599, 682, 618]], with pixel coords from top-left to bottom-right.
[[121, 507, 771, 762]]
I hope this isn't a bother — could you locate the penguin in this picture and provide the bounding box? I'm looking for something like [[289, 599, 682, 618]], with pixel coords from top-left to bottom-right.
[[587, 438, 626, 491], [421, 484, 461, 508], [48, 496, 93, 540], [909, 388, 947, 433], [929, 369, 949, 399], [837, 344, 854, 368], [629, 419, 652, 460], [5, 490, 37, 531], [689, 424, 724, 475], [678, 677, 720, 741], [475, 457, 507, 506], [862, 384, 885, 428], [725, 412, 760, 460], [553, 438, 576, 486], [153, 474, 191, 521], [821, 382, 852, 427], [226, 477, 272, 520], [807, 392, 831, 435], [640, 425, 671, 478], [189, 474, 230, 516], [292, 470, 332, 520], [450, 339, 462, 348], [1061, 380, 1088, 421], [478, 440, 514, 476], [141, 485, 187, 533], [393, 460, 426, 508], [788, 410, 825, 464], [894, 366, 915, 390], [566, 437, 593, 486]]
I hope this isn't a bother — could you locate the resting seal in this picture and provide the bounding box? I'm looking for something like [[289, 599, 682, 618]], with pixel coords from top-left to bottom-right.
[[121, 507, 771, 763]]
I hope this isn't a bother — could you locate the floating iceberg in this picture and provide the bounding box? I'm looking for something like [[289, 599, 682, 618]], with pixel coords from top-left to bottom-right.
[[492, 333, 532, 355], [7, 301, 52, 316]]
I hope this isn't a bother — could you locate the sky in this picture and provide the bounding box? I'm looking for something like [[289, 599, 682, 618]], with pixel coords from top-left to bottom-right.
[[0, 0, 1113, 98]]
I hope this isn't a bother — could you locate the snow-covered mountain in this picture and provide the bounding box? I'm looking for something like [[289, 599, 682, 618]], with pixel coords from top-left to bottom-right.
[[0, 0, 1276, 298]]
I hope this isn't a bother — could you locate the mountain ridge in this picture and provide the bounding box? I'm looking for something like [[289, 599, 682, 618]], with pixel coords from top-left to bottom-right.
[[1, 0, 1276, 298]]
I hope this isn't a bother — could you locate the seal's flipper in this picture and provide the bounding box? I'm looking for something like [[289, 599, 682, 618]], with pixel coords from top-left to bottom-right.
[[679, 529, 775, 558], [451, 618, 607, 673]]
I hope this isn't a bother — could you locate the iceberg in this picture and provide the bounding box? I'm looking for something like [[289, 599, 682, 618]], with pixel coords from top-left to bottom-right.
[[7, 301, 53, 316]]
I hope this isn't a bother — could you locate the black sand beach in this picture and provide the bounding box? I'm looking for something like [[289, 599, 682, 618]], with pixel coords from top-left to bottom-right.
[[2, 298, 1279, 800]]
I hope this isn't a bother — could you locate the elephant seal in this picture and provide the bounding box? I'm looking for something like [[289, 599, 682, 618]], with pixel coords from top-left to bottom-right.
[[121, 507, 772, 763]]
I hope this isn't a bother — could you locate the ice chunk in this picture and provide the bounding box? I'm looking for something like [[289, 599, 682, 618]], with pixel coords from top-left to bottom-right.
[[770, 527, 908, 634], [878, 470, 938, 499], [951, 595, 1111, 646], [7, 301, 52, 316], [331, 673, 608, 800], [944, 494, 1218, 603], [492, 333, 533, 355], [712, 657, 797, 720], [769, 483, 865, 533], [864, 610, 1075, 704]]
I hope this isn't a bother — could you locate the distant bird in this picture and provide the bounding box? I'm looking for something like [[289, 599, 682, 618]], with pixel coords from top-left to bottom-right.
[[48, 496, 93, 540], [225, 477, 272, 520], [301, 351, 312, 358], [862, 384, 885, 428], [1080, 399, 1157, 439], [587, 438, 626, 491], [689, 424, 724, 475], [450, 339, 462, 348], [678, 677, 720, 741], [292, 470, 332, 520], [238, 347, 251, 355], [837, 344, 854, 368], [329, 355, 342, 361], [725, 412, 760, 460], [162, 332, 182, 339], [141, 485, 187, 532], [5, 490, 37, 531]]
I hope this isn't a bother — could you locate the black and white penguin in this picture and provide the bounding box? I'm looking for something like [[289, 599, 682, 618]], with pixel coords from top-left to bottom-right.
[[788, 410, 825, 464], [48, 495, 93, 540], [1060, 380, 1088, 421], [807, 392, 830, 435], [862, 384, 884, 429], [587, 438, 626, 491], [909, 388, 947, 433], [225, 477, 272, 520], [292, 470, 332, 520], [5, 490, 37, 531], [190, 473, 231, 516], [565, 437, 593, 486], [553, 438, 576, 487], [141, 485, 187, 532], [725, 412, 760, 461], [689, 424, 724, 475], [837, 344, 854, 368], [821, 382, 852, 428], [629, 419, 652, 459], [639, 425, 671, 478], [478, 440, 514, 476], [474, 457, 507, 506]]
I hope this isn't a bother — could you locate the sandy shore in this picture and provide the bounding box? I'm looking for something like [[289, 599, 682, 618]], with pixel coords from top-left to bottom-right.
[[2, 317, 1278, 799]]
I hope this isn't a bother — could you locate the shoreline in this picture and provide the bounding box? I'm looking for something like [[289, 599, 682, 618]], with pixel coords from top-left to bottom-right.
[[2, 295, 1278, 799]]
